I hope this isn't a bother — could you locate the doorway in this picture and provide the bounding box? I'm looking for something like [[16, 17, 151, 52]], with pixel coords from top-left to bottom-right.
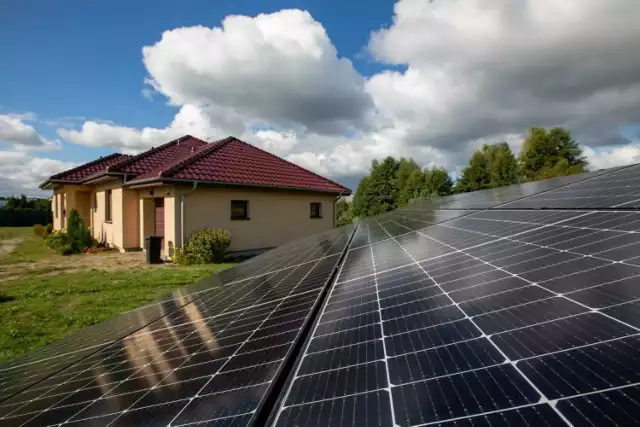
[[154, 198, 165, 251]]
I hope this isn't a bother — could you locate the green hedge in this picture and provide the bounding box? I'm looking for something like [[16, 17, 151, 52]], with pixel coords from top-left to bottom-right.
[[0, 208, 51, 227]]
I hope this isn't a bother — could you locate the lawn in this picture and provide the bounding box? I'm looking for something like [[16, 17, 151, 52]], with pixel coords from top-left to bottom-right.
[[0, 227, 236, 363]]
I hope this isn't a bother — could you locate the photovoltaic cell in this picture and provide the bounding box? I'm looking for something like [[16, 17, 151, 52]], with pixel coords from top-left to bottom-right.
[[4, 164, 640, 427]]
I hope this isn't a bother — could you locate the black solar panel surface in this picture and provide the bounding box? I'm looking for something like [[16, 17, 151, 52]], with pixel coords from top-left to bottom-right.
[[3, 164, 640, 427]]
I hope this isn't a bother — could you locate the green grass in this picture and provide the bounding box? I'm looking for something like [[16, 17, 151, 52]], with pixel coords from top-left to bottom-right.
[[0, 263, 235, 363], [0, 226, 52, 264]]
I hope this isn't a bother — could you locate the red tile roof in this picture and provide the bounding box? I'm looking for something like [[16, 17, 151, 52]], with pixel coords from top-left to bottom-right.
[[109, 135, 208, 175], [42, 135, 351, 194], [130, 137, 351, 194], [47, 153, 131, 183]]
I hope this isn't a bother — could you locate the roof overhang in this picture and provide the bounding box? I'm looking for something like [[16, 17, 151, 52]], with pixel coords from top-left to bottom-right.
[[39, 179, 77, 190], [123, 177, 351, 195]]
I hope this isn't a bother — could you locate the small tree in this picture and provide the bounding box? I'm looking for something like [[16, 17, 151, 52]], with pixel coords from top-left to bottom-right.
[[336, 198, 354, 226], [66, 209, 93, 253]]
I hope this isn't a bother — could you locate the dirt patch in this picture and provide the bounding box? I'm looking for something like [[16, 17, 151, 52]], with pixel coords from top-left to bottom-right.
[[0, 251, 178, 283], [0, 238, 20, 257]]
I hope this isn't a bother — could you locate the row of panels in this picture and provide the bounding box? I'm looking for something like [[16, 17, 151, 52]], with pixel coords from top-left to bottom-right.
[[273, 210, 640, 426], [0, 224, 356, 405]]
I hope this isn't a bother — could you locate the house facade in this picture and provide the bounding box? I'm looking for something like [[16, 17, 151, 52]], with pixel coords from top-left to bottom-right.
[[40, 136, 351, 255]]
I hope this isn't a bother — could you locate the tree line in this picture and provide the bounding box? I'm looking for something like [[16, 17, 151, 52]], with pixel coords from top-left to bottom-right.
[[337, 127, 588, 225], [0, 194, 52, 227]]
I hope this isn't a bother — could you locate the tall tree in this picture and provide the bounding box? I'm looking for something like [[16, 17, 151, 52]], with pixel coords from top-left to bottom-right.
[[395, 158, 420, 206], [519, 127, 587, 181], [366, 157, 400, 216], [455, 151, 491, 193], [424, 167, 453, 196], [482, 142, 519, 187], [352, 176, 371, 218], [400, 169, 426, 203]]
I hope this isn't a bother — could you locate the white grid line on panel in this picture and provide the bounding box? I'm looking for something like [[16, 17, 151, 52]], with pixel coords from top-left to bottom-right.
[[11, 260, 313, 426], [336, 211, 598, 286], [1, 274, 268, 422], [419, 222, 640, 333], [374, 219, 574, 426], [272, 223, 357, 424], [411, 381, 640, 426], [163, 256, 332, 427], [367, 224, 400, 427]]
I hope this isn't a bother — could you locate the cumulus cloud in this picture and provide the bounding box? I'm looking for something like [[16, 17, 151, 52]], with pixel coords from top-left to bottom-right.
[[55, 2, 640, 187], [367, 0, 640, 151], [0, 114, 61, 151], [142, 9, 373, 135], [0, 151, 76, 197], [58, 105, 230, 154], [584, 144, 640, 171]]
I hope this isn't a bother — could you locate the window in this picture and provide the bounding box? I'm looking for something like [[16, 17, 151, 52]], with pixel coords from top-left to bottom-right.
[[230, 200, 249, 220], [105, 190, 112, 222], [54, 195, 58, 218], [92, 193, 97, 210], [310, 202, 322, 218]]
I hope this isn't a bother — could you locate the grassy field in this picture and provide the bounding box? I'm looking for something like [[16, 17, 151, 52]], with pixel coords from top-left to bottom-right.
[[0, 227, 235, 363]]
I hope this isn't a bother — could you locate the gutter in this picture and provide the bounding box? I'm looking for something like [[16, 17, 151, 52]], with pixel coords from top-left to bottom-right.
[[180, 182, 199, 248]]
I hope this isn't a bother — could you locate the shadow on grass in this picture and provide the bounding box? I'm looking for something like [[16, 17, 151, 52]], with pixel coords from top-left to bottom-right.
[[0, 292, 15, 303]]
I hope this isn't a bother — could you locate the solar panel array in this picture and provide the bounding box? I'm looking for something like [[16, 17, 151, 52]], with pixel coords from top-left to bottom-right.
[[2, 164, 640, 427]]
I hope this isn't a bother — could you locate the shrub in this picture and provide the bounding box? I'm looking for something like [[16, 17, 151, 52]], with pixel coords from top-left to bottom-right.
[[46, 230, 69, 253], [176, 228, 231, 264], [33, 224, 45, 237], [66, 209, 95, 253], [172, 246, 195, 265], [45, 223, 53, 236], [57, 244, 74, 256]]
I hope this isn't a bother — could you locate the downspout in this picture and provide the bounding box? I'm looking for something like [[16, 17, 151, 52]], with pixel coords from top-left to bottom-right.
[[180, 182, 198, 248]]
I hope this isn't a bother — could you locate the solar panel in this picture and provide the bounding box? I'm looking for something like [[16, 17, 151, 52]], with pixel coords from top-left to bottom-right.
[[2, 164, 640, 427], [501, 164, 640, 209]]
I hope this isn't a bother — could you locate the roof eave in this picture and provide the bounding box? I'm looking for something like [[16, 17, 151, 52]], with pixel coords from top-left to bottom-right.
[[123, 177, 350, 195], [39, 179, 78, 190]]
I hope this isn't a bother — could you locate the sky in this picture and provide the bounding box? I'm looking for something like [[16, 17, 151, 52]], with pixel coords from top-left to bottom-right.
[[1, 0, 640, 197]]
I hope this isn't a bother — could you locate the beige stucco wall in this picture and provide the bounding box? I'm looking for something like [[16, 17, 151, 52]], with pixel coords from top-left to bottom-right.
[[90, 181, 126, 250], [122, 189, 140, 249], [52, 192, 63, 230], [51, 186, 91, 230], [179, 187, 337, 252]]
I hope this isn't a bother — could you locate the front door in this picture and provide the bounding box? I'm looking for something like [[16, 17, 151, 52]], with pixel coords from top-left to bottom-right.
[[154, 198, 165, 250]]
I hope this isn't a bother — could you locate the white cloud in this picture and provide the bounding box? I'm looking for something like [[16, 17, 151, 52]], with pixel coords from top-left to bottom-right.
[[0, 151, 76, 197], [0, 114, 61, 151], [54, 1, 640, 188], [584, 144, 640, 171], [58, 105, 228, 154], [141, 9, 373, 135], [367, 0, 640, 151]]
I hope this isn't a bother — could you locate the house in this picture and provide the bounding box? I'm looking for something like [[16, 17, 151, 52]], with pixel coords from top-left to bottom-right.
[[40, 136, 351, 255]]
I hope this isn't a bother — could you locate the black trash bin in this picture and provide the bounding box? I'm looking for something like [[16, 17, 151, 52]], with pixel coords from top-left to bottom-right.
[[145, 235, 163, 264]]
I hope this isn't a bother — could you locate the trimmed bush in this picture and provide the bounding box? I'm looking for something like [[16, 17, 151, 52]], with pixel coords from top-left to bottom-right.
[[33, 224, 45, 237], [176, 228, 231, 264]]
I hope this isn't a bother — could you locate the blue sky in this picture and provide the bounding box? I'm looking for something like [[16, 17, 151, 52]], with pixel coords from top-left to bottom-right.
[[1, 0, 639, 196], [0, 0, 396, 163]]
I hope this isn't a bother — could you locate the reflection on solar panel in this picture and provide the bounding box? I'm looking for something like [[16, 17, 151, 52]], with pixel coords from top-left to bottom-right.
[[2, 164, 640, 427]]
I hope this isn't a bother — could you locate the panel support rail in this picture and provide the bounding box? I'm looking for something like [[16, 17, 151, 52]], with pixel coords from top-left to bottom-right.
[[254, 223, 359, 426]]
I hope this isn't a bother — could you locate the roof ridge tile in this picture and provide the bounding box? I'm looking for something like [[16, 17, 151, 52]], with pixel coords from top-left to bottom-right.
[[158, 136, 234, 178]]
